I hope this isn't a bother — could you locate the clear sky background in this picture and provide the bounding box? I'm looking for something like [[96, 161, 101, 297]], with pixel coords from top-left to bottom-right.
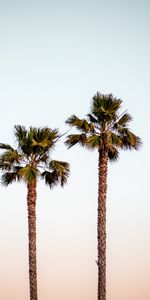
[[0, 0, 149, 299]]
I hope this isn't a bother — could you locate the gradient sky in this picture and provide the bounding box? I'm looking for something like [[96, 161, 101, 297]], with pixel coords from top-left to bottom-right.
[[0, 0, 149, 299]]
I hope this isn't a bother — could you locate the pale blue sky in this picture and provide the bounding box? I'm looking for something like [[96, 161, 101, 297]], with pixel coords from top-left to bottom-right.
[[0, 1, 149, 300]]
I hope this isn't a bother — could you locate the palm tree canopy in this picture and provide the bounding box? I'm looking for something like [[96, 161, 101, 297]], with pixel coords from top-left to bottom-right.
[[65, 92, 141, 160], [0, 125, 70, 187]]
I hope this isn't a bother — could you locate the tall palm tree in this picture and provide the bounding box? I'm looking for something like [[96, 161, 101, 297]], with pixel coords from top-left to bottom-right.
[[0, 125, 70, 300], [65, 92, 141, 300]]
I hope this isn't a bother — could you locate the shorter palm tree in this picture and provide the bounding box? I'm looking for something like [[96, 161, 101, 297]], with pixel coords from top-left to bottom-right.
[[0, 125, 70, 300]]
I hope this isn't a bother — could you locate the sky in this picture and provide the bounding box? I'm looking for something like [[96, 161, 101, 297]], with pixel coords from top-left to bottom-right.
[[0, 0, 149, 299]]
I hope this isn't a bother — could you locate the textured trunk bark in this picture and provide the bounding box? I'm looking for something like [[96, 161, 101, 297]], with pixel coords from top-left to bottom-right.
[[27, 180, 38, 300], [97, 150, 108, 300]]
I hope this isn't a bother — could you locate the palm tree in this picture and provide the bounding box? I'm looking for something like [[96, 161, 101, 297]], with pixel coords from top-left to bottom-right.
[[0, 125, 70, 300], [65, 92, 141, 300]]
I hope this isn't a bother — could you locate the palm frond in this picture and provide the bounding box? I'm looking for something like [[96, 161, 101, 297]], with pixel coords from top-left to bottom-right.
[[0, 143, 14, 151], [0, 149, 21, 164], [114, 113, 132, 128], [14, 125, 27, 144], [1, 172, 21, 186], [85, 135, 103, 150], [92, 93, 122, 112], [107, 132, 122, 147], [41, 170, 59, 189], [119, 128, 142, 150], [65, 134, 87, 148], [37, 153, 48, 163], [31, 127, 59, 149], [49, 160, 70, 186], [91, 93, 122, 123], [0, 161, 13, 171], [14, 125, 32, 156], [14, 125, 59, 157], [108, 146, 119, 161], [66, 115, 94, 133], [19, 165, 39, 182]]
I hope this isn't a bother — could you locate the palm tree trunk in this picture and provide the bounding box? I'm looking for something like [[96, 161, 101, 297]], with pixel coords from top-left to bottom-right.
[[97, 149, 108, 300], [27, 180, 38, 300]]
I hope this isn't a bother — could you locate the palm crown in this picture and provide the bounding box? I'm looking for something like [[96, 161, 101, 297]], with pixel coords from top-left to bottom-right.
[[0, 125, 70, 187], [65, 92, 141, 158]]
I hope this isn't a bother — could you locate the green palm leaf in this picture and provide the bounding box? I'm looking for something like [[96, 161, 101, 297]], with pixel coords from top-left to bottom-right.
[[14, 125, 27, 145], [19, 165, 39, 182], [86, 135, 103, 149], [119, 129, 141, 150], [117, 113, 132, 126], [108, 146, 119, 161], [1, 171, 21, 186], [49, 160, 70, 186], [66, 115, 94, 133], [31, 127, 59, 149], [0, 149, 21, 163], [41, 170, 59, 188], [91, 93, 122, 123], [0, 143, 14, 151], [65, 134, 87, 148]]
